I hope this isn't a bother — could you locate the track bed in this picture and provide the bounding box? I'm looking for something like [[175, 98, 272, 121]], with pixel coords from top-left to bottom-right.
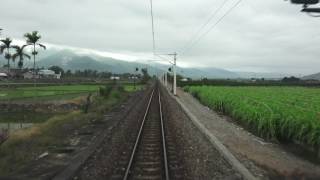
[[73, 83, 240, 179]]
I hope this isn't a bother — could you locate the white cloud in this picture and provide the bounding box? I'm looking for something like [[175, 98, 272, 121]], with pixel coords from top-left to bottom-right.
[[1, 0, 319, 75]]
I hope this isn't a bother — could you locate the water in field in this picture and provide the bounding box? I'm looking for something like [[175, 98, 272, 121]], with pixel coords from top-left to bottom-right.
[[0, 112, 62, 123], [0, 123, 33, 134], [0, 111, 61, 136]]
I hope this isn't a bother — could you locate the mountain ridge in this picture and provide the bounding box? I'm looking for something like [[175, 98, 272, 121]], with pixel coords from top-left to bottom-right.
[[35, 50, 239, 79], [302, 72, 320, 80], [1, 49, 301, 79]]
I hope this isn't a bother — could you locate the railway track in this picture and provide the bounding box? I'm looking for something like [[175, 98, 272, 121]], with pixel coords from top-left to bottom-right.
[[74, 83, 239, 179], [112, 86, 171, 180]]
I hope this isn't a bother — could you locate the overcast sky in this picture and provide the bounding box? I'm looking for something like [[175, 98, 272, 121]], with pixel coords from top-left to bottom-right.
[[0, 0, 319, 75]]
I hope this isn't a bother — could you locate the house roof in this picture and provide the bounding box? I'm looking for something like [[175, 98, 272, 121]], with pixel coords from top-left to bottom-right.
[[38, 69, 55, 75], [0, 73, 8, 77], [0, 68, 8, 73]]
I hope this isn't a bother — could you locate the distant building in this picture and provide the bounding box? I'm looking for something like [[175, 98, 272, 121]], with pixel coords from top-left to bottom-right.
[[23, 70, 61, 79], [0, 68, 8, 74], [0, 73, 8, 79], [181, 78, 188, 82], [129, 76, 138, 79], [110, 76, 120, 80], [38, 69, 61, 79], [9, 68, 24, 78], [23, 71, 32, 79], [0, 68, 8, 80]]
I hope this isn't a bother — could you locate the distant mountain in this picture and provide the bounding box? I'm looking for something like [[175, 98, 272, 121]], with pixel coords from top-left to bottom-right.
[[235, 71, 291, 79], [34, 50, 240, 79], [302, 72, 320, 80], [2, 48, 296, 80], [37, 50, 145, 74], [177, 67, 239, 79]]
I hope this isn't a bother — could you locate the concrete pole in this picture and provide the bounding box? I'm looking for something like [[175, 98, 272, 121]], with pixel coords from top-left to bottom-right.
[[165, 72, 167, 87], [161, 73, 164, 84], [162, 74, 164, 84], [163, 73, 165, 84], [173, 53, 177, 96]]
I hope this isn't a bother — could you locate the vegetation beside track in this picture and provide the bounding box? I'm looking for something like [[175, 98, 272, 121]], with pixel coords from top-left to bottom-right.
[[0, 84, 143, 100], [179, 79, 320, 87], [184, 86, 320, 150], [0, 84, 142, 176]]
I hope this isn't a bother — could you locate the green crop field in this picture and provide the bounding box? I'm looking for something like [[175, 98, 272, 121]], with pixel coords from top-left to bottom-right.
[[184, 86, 320, 148], [0, 85, 101, 100], [0, 84, 143, 100]]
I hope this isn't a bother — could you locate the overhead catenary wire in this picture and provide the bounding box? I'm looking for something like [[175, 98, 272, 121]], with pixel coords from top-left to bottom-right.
[[155, 54, 174, 65], [180, 0, 230, 53], [147, 0, 174, 67], [181, 0, 243, 55], [149, 0, 156, 55]]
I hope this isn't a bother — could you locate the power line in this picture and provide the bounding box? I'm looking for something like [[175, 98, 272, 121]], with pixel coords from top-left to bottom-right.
[[149, 0, 156, 55], [180, 0, 230, 53], [155, 54, 174, 65], [181, 0, 243, 55], [148, 1, 173, 66]]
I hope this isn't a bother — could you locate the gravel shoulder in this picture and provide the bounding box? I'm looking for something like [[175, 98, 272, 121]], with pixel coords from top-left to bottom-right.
[[161, 86, 241, 179], [173, 86, 320, 179], [74, 83, 241, 179]]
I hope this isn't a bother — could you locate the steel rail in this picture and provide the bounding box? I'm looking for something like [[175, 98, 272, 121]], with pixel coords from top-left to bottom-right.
[[123, 89, 155, 180], [159, 91, 170, 180]]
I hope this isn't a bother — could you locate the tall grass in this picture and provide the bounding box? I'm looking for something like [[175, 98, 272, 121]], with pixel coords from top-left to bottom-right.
[[184, 86, 320, 148]]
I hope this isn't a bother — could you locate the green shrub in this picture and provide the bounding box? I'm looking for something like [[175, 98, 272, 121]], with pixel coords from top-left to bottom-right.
[[99, 85, 113, 97]]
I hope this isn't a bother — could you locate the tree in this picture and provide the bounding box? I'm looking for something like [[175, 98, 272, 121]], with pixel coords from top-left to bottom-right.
[[141, 68, 151, 83], [282, 76, 301, 83], [0, 37, 13, 73], [65, 70, 72, 77], [12, 45, 31, 70], [49, 66, 64, 74], [24, 31, 46, 77]]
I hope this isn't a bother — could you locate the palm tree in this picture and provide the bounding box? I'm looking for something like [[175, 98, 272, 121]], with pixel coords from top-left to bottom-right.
[[0, 37, 13, 73], [24, 31, 46, 77], [12, 45, 31, 70]]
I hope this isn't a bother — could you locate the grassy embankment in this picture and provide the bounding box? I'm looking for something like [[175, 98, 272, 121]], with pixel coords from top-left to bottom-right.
[[0, 84, 143, 123], [0, 84, 143, 175], [0, 85, 102, 101], [0, 84, 144, 101], [184, 86, 320, 149]]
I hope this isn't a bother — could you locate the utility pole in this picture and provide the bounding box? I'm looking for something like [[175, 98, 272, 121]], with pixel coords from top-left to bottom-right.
[[173, 53, 177, 96], [165, 71, 168, 87], [168, 52, 177, 96], [134, 67, 139, 90], [162, 72, 165, 84]]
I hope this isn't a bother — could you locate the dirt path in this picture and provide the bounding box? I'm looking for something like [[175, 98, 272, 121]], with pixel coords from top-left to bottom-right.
[[174, 87, 320, 179]]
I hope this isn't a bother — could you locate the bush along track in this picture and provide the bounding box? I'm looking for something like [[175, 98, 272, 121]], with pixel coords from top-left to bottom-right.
[[184, 86, 320, 157], [0, 85, 132, 176]]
